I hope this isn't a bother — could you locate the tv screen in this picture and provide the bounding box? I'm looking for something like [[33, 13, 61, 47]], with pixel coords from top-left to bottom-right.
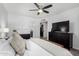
[[51, 21, 69, 32]]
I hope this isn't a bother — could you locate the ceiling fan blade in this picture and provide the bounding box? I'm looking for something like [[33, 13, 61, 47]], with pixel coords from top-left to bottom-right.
[[37, 12, 40, 15], [43, 10, 49, 13], [34, 3, 40, 9], [43, 5, 52, 9], [29, 9, 38, 11]]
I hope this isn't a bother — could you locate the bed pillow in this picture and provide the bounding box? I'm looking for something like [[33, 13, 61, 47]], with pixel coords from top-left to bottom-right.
[[10, 32, 26, 56]]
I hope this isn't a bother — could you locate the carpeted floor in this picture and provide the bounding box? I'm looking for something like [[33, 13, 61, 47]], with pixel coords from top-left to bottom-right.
[[70, 49, 79, 56]]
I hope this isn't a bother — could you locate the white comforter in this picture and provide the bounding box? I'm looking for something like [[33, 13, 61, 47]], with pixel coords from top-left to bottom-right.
[[0, 39, 15, 56], [24, 39, 52, 56], [0, 39, 52, 56], [30, 38, 72, 56], [24, 38, 72, 56], [0, 38, 72, 56]]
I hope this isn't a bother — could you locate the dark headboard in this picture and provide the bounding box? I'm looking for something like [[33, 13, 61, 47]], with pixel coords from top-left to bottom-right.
[[20, 34, 30, 39]]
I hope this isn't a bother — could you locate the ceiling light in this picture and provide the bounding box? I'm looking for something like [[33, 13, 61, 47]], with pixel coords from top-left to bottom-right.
[[38, 9, 43, 13]]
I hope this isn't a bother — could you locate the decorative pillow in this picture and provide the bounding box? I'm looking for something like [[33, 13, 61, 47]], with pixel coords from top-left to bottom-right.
[[10, 32, 26, 56]]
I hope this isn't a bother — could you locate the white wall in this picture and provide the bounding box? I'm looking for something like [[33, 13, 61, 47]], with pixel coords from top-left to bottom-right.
[[0, 4, 7, 28], [8, 14, 31, 34], [43, 22, 47, 38], [45, 7, 79, 50], [30, 18, 41, 38], [8, 13, 40, 38], [0, 4, 8, 38]]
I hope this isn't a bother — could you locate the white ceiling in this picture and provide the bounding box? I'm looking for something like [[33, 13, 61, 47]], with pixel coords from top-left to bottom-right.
[[3, 3, 79, 18]]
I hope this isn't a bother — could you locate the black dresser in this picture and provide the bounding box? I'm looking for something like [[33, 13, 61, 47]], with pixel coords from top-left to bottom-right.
[[49, 31, 73, 50]]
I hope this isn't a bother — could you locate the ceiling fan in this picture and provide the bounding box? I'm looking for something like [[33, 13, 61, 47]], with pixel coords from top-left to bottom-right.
[[29, 3, 53, 15]]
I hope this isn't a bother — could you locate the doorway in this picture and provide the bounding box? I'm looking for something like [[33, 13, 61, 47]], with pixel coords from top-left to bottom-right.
[[40, 23, 44, 38], [40, 21, 48, 40]]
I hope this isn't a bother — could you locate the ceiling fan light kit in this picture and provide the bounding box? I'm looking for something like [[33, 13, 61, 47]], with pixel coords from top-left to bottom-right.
[[29, 3, 53, 15], [38, 9, 43, 13]]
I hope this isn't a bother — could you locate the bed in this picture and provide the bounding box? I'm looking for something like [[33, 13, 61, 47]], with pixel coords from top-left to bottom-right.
[[0, 38, 73, 56]]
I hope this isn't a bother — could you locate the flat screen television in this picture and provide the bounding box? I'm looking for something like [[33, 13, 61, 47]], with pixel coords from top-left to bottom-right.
[[51, 21, 69, 32]]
